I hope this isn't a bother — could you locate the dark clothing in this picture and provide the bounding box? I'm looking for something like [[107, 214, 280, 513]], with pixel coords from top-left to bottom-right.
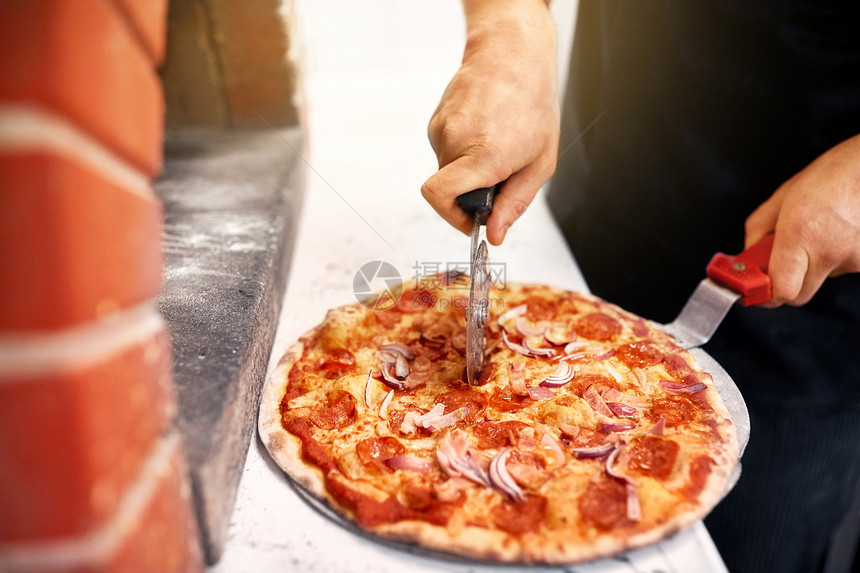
[[548, 2, 860, 572]]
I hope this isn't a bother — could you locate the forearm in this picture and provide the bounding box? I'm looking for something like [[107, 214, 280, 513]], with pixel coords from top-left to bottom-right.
[[461, 0, 555, 57], [422, 0, 560, 244]]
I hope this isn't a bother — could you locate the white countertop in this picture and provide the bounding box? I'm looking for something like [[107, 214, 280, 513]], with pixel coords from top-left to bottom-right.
[[208, 2, 729, 571]]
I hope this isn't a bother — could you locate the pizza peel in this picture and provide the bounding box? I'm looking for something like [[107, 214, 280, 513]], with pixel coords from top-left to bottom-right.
[[456, 185, 499, 386], [656, 234, 775, 463]]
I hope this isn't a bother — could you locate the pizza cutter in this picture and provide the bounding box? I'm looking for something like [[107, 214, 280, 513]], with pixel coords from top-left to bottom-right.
[[457, 185, 499, 386], [662, 234, 774, 349]]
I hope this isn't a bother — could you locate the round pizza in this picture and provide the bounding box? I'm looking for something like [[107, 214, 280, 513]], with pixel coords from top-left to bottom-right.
[[258, 272, 740, 564]]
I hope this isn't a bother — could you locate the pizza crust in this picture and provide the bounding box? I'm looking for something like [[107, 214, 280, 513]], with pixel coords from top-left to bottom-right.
[[258, 282, 742, 565], [258, 328, 328, 499]]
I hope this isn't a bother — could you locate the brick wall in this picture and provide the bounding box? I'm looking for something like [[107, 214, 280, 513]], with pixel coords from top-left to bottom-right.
[[0, 1, 203, 571]]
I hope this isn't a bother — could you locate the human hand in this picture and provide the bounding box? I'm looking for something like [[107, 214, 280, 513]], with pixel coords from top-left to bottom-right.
[[745, 134, 860, 306], [422, 0, 560, 245]]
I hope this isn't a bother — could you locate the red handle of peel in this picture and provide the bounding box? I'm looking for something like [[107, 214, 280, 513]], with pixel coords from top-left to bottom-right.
[[706, 233, 774, 306]]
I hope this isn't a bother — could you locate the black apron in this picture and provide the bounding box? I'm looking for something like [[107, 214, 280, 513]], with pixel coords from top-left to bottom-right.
[[548, 2, 860, 571]]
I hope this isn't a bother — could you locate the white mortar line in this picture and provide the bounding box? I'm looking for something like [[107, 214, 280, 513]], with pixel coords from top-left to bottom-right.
[[0, 104, 153, 200], [0, 303, 166, 380], [0, 432, 193, 572]]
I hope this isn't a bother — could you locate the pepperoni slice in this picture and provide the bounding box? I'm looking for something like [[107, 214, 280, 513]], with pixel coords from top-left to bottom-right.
[[682, 455, 713, 502], [356, 436, 406, 473], [372, 308, 403, 328], [472, 421, 530, 449], [435, 388, 487, 421], [396, 288, 437, 313], [309, 390, 357, 430], [574, 312, 622, 341], [524, 295, 556, 321], [284, 364, 320, 401], [491, 495, 548, 534], [314, 348, 357, 379], [628, 436, 680, 480], [617, 341, 664, 368], [571, 373, 619, 397], [579, 475, 631, 530], [649, 395, 697, 427], [487, 386, 531, 412]]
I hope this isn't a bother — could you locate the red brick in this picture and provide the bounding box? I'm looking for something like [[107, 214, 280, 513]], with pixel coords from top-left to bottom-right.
[[0, 310, 176, 542], [0, 150, 163, 331], [104, 436, 204, 573], [1, 433, 204, 573], [112, 0, 169, 65], [0, 0, 164, 176]]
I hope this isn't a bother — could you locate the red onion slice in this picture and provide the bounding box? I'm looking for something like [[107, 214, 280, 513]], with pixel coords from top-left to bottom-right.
[[489, 448, 526, 503], [394, 353, 410, 379], [385, 454, 433, 473], [599, 421, 636, 433], [380, 363, 406, 390], [649, 416, 666, 436], [557, 352, 587, 362], [516, 316, 549, 337], [523, 336, 556, 358], [540, 360, 574, 387], [605, 444, 626, 480], [419, 331, 447, 348], [380, 343, 415, 360], [462, 450, 491, 487], [501, 330, 530, 355], [527, 387, 555, 400], [563, 341, 588, 355], [660, 380, 707, 394], [593, 349, 616, 361], [378, 389, 394, 419], [497, 304, 527, 330], [541, 433, 565, 468], [436, 430, 490, 486], [364, 369, 374, 407], [572, 443, 616, 460], [607, 402, 638, 418]]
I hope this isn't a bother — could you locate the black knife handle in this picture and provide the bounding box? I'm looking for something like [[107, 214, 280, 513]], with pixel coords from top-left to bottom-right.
[[456, 185, 498, 225]]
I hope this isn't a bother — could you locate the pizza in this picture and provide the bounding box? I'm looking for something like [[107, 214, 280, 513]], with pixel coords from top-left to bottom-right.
[[258, 272, 740, 564]]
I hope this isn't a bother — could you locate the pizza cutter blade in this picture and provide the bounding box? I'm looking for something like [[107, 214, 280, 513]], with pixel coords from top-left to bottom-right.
[[662, 234, 774, 349], [457, 185, 498, 386]]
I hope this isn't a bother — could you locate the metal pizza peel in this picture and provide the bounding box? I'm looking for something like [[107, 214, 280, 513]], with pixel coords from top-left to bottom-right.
[[456, 185, 498, 386], [659, 233, 775, 464]]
